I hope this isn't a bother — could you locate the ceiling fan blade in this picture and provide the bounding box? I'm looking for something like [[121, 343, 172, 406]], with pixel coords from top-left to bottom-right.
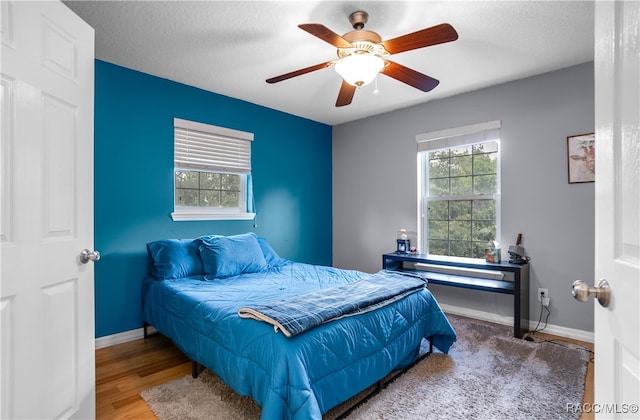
[[381, 61, 439, 92], [298, 23, 354, 48], [381, 23, 458, 54], [266, 61, 333, 84], [336, 80, 356, 107]]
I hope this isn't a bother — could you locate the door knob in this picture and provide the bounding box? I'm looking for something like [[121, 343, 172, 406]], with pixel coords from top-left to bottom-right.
[[80, 249, 100, 264], [571, 279, 610, 307]]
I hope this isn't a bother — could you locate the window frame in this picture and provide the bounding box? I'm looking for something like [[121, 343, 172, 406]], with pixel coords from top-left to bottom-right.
[[416, 120, 501, 260], [171, 118, 256, 221]]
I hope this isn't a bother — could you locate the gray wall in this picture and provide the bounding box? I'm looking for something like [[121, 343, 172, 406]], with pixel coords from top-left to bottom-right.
[[332, 62, 595, 333]]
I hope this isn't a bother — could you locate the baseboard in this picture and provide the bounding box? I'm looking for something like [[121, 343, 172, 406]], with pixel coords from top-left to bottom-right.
[[439, 304, 594, 343], [95, 325, 158, 350]]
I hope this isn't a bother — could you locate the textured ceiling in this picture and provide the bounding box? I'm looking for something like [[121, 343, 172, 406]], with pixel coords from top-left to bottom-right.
[[64, 1, 595, 126]]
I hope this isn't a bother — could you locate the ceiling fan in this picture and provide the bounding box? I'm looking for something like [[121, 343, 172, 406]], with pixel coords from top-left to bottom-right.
[[266, 11, 458, 107]]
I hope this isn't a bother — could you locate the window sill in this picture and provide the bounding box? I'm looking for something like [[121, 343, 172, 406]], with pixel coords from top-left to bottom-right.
[[171, 211, 256, 221]]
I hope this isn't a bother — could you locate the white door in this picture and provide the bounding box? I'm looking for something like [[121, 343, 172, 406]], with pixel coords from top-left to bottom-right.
[[1, 1, 95, 419], [593, 0, 640, 418]]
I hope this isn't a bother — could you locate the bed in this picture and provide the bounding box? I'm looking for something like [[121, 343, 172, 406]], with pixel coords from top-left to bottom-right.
[[142, 233, 456, 419]]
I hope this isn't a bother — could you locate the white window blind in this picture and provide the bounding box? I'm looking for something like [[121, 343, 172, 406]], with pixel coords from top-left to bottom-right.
[[174, 118, 253, 174], [417, 120, 501, 152]]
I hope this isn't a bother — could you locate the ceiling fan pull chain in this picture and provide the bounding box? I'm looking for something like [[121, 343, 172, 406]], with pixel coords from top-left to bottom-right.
[[373, 75, 379, 94]]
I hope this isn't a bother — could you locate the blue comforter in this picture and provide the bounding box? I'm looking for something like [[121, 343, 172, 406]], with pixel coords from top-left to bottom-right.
[[143, 261, 456, 419]]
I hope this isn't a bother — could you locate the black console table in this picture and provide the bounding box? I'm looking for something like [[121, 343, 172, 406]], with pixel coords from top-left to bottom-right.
[[383, 253, 530, 338]]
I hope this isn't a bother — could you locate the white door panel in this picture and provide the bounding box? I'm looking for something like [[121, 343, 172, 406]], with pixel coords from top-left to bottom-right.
[[594, 1, 640, 418], [1, 1, 95, 419]]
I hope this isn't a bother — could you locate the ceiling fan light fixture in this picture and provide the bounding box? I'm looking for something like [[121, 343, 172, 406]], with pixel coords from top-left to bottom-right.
[[334, 54, 384, 87]]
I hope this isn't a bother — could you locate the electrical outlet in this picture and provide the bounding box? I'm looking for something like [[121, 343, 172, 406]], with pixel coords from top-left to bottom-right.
[[538, 288, 549, 301]]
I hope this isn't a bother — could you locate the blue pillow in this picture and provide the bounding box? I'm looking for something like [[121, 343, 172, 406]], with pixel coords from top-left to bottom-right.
[[147, 239, 203, 280], [199, 233, 268, 279], [257, 237, 287, 267]]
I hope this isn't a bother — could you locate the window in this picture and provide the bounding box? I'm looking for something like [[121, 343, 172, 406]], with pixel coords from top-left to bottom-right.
[[417, 121, 500, 259], [171, 118, 255, 221]]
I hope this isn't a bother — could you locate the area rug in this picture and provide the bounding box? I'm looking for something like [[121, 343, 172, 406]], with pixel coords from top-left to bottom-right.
[[141, 314, 591, 419]]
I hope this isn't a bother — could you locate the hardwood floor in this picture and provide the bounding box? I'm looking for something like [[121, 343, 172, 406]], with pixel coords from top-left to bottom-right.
[[96, 333, 192, 419], [96, 330, 594, 419]]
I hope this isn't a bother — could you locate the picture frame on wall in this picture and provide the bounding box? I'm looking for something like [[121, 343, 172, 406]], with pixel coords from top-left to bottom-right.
[[567, 132, 595, 184]]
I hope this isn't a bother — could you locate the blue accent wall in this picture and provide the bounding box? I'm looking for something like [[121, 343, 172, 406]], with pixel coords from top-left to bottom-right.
[[95, 60, 332, 338]]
